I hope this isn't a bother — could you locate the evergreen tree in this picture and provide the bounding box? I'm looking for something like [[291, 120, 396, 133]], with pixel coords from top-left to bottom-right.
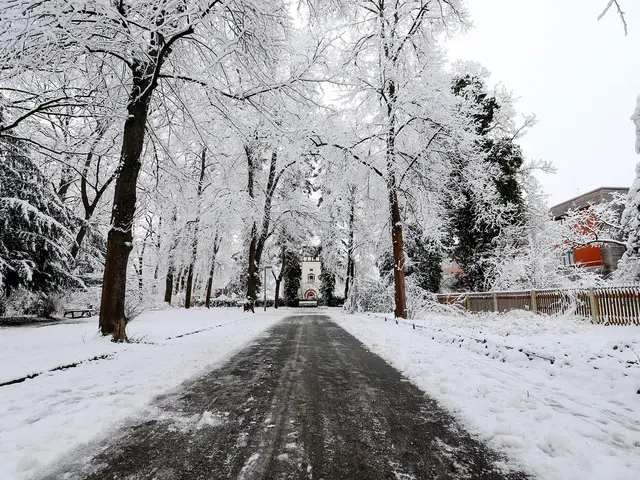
[[616, 163, 640, 282], [0, 135, 79, 297], [283, 250, 301, 306], [615, 97, 640, 282], [409, 235, 443, 293], [449, 75, 526, 291], [379, 225, 443, 294]]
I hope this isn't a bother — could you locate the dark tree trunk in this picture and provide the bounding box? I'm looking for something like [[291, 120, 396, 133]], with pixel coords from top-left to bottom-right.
[[99, 80, 152, 341], [184, 264, 195, 308], [244, 145, 258, 307], [71, 221, 89, 260], [274, 278, 281, 308], [254, 152, 278, 266], [72, 181, 108, 261], [344, 185, 356, 299], [72, 123, 115, 261], [383, 63, 407, 318], [152, 218, 161, 294], [164, 211, 179, 304], [57, 163, 74, 203], [100, 229, 132, 341], [185, 148, 207, 309], [98, 14, 197, 340], [179, 267, 187, 292], [244, 147, 285, 307], [388, 176, 407, 318], [205, 233, 221, 308], [272, 244, 285, 309], [165, 265, 174, 304], [205, 277, 213, 308], [246, 232, 258, 304]]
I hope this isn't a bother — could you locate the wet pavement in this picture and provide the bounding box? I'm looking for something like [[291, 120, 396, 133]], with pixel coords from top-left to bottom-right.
[[44, 315, 529, 480]]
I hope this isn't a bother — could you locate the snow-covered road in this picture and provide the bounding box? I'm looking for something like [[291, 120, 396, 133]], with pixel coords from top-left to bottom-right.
[[335, 311, 640, 480], [0, 308, 288, 480], [2, 307, 639, 480], [41, 315, 527, 480]]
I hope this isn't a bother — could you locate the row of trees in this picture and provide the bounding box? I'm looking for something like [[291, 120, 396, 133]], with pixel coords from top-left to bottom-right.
[[1, 1, 639, 336]]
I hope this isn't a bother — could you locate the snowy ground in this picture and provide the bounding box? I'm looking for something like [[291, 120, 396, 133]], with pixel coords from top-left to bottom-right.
[[334, 311, 640, 480], [0, 307, 288, 480]]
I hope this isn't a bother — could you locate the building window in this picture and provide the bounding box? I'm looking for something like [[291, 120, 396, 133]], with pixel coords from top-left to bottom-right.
[[561, 250, 574, 267], [308, 274, 315, 283], [309, 268, 314, 272]]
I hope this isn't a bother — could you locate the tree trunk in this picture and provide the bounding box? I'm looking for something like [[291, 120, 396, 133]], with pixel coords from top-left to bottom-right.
[[185, 148, 207, 309], [205, 276, 213, 308], [57, 165, 74, 202], [388, 178, 407, 318], [70, 221, 89, 260], [246, 232, 258, 304], [344, 185, 356, 299], [136, 240, 147, 293], [274, 278, 281, 308], [179, 267, 187, 292], [385, 72, 407, 318], [72, 123, 115, 262], [205, 233, 221, 308], [184, 263, 195, 309], [152, 218, 161, 295], [99, 81, 152, 341], [165, 265, 174, 304], [244, 148, 282, 305], [137, 253, 144, 292], [244, 145, 258, 307]]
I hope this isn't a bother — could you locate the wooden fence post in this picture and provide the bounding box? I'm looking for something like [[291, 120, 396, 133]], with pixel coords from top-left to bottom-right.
[[588, 288, 600, 323], [493, 293, 498, 312], [531, 290, 538, 313], [465, 295, 471, 311]]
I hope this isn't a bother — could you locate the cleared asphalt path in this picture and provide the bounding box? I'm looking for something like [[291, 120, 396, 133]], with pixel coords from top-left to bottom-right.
[[46, 315, 529, 480]]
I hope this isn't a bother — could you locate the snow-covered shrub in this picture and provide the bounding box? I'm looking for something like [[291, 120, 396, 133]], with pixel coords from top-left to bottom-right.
[[124, 288, 171, 324], [124, 292, 148, 324], [40, 295, 62, 318], [1, 287, 40, 317], [348, 278, 393, 314]]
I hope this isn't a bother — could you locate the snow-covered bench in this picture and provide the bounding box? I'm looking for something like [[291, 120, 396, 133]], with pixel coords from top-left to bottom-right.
[[63, 305, 94, 319], [299, 300, 318, 308]]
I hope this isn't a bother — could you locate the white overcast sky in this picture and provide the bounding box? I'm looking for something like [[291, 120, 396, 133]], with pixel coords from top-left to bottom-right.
[[445, 0, 640, 206]]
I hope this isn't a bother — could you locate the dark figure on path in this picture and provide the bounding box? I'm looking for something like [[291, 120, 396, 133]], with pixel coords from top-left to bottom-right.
[[243, 300, 255, 313]]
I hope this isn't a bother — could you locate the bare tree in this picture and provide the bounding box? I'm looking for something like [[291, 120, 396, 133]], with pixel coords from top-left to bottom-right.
[[184, 148, 207, 309]]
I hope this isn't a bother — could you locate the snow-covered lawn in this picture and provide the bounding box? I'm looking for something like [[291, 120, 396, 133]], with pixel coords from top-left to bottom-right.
[[334, 311, 640, 480], [0, 307, 287, 480]]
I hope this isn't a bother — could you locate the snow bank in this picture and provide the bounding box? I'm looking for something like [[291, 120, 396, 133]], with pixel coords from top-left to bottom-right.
[[334, 311, 640, 480], [0, 307, 287, 480]]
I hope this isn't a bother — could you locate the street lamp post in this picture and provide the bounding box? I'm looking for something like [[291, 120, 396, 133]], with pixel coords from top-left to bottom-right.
[[263, 265, 272, 312]]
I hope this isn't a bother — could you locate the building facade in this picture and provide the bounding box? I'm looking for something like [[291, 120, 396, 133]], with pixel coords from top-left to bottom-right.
[[297, 249, 346, 300], [551, 187, 628, 277]]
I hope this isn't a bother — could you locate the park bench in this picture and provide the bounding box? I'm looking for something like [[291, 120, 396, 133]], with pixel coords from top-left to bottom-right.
[[299, 300, 318, 308], [63, 305, 95, 319]]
